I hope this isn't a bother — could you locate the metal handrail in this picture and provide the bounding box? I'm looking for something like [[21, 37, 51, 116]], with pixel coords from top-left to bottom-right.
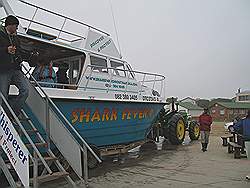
[[18, 0, 110, 36], [26, 63, 165, 99], [30, 81, 78, 89], [0, 92, 54, 174], [85, 65, 165, 82], [82, 65, 165, 97], [22, 65, 102, 163], [17, 16, 85, 42]]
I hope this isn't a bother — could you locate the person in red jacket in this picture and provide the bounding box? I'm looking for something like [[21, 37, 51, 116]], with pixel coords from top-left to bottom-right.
[[199, 108, 213, 152]]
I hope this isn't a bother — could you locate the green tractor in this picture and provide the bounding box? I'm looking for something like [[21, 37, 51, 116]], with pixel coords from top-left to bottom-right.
[[152, 100, 200, 145]]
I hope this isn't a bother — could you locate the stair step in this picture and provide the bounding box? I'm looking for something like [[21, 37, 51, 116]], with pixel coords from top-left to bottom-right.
[[16, 172, 70, 186], [6, 156, 58, 169], [18, 129, 39, 135], [31, 156, 58, 163], [32, 171, 70, 184], [12, 118, 31, 125], [25, 142, 48, 149], [42, 156, 58, 162], [19, 117, 31, 122]]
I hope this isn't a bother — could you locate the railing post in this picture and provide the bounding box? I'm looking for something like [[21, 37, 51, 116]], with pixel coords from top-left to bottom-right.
[[82, 145, 88, 187], [106, 68, 113, 93], [57, 18, 67, 40], [124, 72, 130, 94], [25, 7, 38, 34], [160, 79, 163, 97], [139, 73, 146, 95], [84, 66, 94, 91], [152, 75, 157, 92], [33, 151, 38, 188], [45, 97, 50, 150]]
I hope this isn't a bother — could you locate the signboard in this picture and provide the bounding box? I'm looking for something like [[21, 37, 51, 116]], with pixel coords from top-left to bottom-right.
[[0, 107, 29, 187], [85, 29, 121, 58]]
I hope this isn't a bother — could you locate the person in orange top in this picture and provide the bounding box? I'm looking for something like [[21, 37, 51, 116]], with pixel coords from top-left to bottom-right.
[[199, 108, 213, 152]]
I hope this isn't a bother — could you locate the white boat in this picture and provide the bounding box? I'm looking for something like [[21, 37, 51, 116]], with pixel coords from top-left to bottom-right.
[[0, 0, 165, 187]]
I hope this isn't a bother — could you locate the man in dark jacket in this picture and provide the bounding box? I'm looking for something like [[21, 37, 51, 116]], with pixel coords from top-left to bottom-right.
[[0, 15, 29, 117], [233, 110, 250, 179], [199, 108, 213, 152]]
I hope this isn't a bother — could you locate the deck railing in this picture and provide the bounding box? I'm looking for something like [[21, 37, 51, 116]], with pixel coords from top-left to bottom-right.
[[25, 64, 166, 100], [82, 65, 165, 98], [3, 0, 110, 44]]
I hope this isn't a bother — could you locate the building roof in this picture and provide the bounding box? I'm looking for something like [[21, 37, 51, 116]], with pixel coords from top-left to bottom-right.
[[212, 102, 250, 109], [179, 97, 196, 102], [179, 102, 203, 110]]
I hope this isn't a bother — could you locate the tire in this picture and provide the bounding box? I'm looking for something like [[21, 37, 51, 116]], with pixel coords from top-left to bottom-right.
[[165, 113, 186, 145], [189, 121, 200, 140]]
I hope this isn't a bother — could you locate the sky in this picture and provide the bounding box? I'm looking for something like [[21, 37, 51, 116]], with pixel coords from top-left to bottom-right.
[[1, 0, 250, 100]]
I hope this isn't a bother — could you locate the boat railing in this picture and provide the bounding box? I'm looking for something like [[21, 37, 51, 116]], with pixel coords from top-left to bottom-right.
[[23, 63, 165, 99], [4, 0, 110, 44], [82, 65, 166, 98]]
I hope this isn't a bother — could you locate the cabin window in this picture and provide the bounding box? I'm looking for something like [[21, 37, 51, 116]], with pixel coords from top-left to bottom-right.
[[245, 95, 250, 101], [239, 96, 246, 101], [110, 60, 126, 77], [53, 55, 85, 86], [90, 56, 108, 73]]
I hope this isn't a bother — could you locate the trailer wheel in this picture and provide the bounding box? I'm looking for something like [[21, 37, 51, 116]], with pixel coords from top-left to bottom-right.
[[165, 113, 186, 145], [189, 121, 200, 140], [87, 145, 100, 169]]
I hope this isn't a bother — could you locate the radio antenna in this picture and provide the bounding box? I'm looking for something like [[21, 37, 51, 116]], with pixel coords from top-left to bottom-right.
[[109, 0, 122, 58]]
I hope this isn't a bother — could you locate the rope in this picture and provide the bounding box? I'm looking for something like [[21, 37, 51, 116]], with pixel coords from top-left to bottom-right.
[[109, 0, 122, 58]]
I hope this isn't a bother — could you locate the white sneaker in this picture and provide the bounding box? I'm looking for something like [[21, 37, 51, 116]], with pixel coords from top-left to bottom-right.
[[246, 175, 250, 180]]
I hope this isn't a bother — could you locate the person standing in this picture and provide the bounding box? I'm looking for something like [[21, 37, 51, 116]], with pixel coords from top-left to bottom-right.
[[56, 63, 69, 86], [199, 108, 213, 152], [233, 110, 250, 180], [233, 110, 250, 157], [32, 59, 57, 88], [0, 15, 29, 117]]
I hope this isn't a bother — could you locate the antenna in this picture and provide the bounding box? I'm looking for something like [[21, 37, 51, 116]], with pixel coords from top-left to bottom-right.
[[109, 0, 122, 58]]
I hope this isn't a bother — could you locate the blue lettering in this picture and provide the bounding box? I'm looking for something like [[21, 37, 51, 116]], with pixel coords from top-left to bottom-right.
[[0, 109, 29, 165]]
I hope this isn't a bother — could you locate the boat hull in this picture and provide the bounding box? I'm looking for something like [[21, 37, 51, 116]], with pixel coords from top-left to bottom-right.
[[52, 99, 164, 147]]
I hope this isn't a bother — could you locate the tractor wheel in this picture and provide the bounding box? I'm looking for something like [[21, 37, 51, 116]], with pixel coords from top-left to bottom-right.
[[87, 145, 100, 169], [165, 113, 186, 145], [189, 121, 200, 140]]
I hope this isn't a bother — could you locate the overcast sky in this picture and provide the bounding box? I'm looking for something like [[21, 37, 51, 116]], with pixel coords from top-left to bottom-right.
[[3, 0, 250, 100]]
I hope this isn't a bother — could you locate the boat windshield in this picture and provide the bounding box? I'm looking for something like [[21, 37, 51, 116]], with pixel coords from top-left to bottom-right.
[[90, 55, 108, 73], [52, 55, 85, 87], [110, 60, 126, 77]]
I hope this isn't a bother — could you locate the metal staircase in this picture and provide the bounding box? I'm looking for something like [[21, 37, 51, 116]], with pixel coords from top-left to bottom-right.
[[0, 93, 73, 187], [0, 69, 101, 187]]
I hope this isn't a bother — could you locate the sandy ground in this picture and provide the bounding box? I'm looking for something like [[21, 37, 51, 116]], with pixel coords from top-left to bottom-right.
[[1, 122, 250, 188]]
